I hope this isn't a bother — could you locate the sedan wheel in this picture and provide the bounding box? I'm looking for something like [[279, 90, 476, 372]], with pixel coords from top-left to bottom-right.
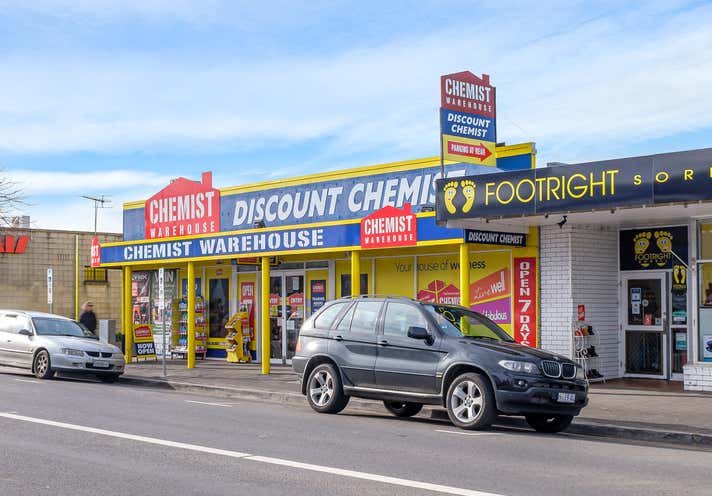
[[446, 373, 495, 430], [33, 350, 55, 379], [306, 363, 349, 414]]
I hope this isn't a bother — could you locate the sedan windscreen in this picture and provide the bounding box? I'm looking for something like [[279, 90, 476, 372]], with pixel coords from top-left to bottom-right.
[[33, 317, 97, 338]]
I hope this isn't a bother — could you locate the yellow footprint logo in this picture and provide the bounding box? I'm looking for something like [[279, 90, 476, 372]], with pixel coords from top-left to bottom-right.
[[655, 230, 673, 267], [443, 181, 459, 214], [461, 179, 476, 213], [633, 232, 651, 267]]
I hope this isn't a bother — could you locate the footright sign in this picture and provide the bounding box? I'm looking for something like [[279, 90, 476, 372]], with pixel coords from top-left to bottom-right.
[[145, 172, 220, 240]]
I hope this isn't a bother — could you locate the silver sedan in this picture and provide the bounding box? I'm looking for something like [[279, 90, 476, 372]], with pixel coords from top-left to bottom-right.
[[0, 310, 125, 382]]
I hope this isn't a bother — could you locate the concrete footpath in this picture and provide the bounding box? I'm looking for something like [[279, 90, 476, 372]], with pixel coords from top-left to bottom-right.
[[119, 360, 712, 446]]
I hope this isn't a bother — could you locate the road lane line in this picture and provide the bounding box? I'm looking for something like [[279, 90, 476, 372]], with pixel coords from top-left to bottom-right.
[[435, 429, 498, 437], [185, 400, 234, 407], [14, 379, 43, 384], [0, 411, 506, 496]]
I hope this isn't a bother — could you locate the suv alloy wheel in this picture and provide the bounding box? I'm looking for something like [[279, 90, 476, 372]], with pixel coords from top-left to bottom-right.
[[446, 372, 496, 430], [306, 363, 350, 414]]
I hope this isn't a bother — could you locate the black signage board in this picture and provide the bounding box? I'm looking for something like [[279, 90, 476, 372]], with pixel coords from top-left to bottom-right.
[[436, 148, 712, 222], [619, 226, 688, 271], [464, 229, 526, 247]]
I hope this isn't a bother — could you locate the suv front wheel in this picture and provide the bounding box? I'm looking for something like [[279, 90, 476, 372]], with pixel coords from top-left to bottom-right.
[[446, 372, 496, 430], [306, 363, 350, 414]]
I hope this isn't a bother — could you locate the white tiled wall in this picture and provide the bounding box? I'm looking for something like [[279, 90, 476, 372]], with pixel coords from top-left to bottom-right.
[[539, 225, 620, 379], [684, 364, 712, 391]]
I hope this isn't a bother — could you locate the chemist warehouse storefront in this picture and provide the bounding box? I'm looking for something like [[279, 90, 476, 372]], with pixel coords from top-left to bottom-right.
[[94, 144, 539, 370], [437, 147, 712, 391]]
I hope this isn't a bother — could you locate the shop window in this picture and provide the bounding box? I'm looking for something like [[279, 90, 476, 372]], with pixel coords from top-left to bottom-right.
[[699, 222, 712, 362], [84, 266, 108, 284], [305, 261, 328, 269]]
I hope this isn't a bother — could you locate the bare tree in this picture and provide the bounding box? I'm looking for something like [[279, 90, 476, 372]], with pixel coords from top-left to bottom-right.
[[0, 168, 27, 227]]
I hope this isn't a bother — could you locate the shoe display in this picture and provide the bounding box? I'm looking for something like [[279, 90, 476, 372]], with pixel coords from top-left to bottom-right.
[[587, 346, 598, 357], [586, 369, 603, 379]]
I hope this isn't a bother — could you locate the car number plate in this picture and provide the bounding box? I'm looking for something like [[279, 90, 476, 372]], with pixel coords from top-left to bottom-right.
[[93, 360, 109, 368], [557, 392, 576, 403]]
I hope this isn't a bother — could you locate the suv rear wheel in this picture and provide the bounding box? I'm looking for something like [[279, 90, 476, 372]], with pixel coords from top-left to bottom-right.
[[446, 372, 496, 430], [306, 363, 350, 414], [525, 414, 574, 433], [383, 401, 423, 418]]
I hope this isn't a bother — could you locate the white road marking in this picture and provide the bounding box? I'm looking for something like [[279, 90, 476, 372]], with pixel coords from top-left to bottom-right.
[[435, 429, 498, 437], [185, 400, 235, 407], [0, 412, 506, 496], [14, 379, 43, 384]]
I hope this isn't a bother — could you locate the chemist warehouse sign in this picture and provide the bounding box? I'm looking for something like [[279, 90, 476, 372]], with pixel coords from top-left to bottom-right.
[[99, 215, 460, 265], [436, 148, 712, 221]]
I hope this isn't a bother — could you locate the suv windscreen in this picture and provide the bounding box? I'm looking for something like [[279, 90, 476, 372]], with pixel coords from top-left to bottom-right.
[[33, 317, 97, 338], [423, 305, 514, 342]]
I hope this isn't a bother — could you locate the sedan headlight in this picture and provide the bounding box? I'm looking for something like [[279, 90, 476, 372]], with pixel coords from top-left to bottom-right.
[[498, 360, 539, 375], [61, 348, 84, 357]]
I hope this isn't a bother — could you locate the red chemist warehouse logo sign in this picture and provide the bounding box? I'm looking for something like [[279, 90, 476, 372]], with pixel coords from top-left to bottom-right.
[[361, 203, 417, 249], [90, 236, 101, 267], [145, 171, 220, 240], [441, 72, 496, 118], [0, 234, 29, 254]]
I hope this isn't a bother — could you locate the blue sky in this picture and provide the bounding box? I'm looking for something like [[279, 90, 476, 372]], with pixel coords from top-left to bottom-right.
[[1, 0, 712, 232]]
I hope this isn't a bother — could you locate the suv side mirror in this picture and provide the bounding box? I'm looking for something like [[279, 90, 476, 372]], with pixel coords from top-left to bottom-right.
[[408, 326, 433, 344], [18, 329, 33, 337]]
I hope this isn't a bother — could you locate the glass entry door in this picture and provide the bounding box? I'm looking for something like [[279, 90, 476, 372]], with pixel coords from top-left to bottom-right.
[[269, 271, 305, 363], [622, 272, 667, 378]]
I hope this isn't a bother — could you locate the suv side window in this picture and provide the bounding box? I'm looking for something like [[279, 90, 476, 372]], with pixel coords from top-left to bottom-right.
[[314, 302, 349, 330], [383, 302, 428, 337], [336, 304, 356, 331], [349, 301, 383, 334]]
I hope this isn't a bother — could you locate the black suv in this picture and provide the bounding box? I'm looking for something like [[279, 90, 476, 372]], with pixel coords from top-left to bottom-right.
[[293, 296, 588, 432]]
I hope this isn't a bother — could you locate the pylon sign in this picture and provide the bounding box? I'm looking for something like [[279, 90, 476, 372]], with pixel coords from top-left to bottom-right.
[[440, 72, 497, 166]]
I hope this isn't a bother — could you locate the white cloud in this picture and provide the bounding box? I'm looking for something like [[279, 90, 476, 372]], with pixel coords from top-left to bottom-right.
[[1, 2, 710, 168]]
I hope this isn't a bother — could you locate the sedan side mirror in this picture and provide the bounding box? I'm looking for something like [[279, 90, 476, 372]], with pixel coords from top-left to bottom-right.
[[407, 326, 434, 345], [18, 329, 33, 337]]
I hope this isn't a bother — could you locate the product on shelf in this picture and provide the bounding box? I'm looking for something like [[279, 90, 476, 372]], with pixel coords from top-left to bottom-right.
[[171, 296, 208, 359], [572, 321, 604, 383]]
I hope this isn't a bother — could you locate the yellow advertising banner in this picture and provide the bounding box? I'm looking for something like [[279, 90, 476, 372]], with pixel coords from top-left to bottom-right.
[[442, 134, 496, 167]]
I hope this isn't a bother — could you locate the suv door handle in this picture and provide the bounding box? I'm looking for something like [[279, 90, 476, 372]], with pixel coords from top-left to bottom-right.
[[332, 335, 343, 341], [378, 339, 389, 346]]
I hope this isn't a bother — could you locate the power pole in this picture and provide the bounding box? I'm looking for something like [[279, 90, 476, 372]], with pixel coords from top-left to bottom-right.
[[81, 195, 112, 234]]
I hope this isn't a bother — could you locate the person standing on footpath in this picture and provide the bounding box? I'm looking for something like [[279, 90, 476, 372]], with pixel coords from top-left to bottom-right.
[[79, 301, 97, 334]]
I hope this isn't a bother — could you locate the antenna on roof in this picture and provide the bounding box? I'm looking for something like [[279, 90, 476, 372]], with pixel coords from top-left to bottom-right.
[[81, 195, 112, 235]]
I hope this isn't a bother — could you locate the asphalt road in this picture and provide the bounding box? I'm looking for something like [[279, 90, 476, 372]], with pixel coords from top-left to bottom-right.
[[0, 370, 710, 496]]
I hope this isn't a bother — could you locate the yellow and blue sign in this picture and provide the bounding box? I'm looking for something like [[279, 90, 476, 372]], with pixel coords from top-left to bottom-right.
[[436, 148, 712, 221]]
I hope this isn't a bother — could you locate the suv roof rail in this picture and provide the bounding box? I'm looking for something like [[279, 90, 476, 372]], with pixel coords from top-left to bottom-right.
[[337, 294, 418, 301]]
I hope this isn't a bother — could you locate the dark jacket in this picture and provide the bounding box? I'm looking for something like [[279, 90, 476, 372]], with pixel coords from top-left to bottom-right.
[[80, 311, 97, 333]]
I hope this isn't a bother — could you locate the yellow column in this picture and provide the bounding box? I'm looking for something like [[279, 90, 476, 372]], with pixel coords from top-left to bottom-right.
[[187, 261, 196, 369], [351, 250, 361, 296], [459, 243, 470, 308], [124, 267, 133, 363], [261, 256, 271, 374]]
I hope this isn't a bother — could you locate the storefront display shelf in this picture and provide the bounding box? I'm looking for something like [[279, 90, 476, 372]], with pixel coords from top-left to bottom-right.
[[573, 322, 605, 383]]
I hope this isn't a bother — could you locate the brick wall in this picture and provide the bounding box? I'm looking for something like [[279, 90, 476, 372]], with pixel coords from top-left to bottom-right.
[[0, 228, 123, 328], [539, 224, 620, 379], [684, 364, 712, 391]]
